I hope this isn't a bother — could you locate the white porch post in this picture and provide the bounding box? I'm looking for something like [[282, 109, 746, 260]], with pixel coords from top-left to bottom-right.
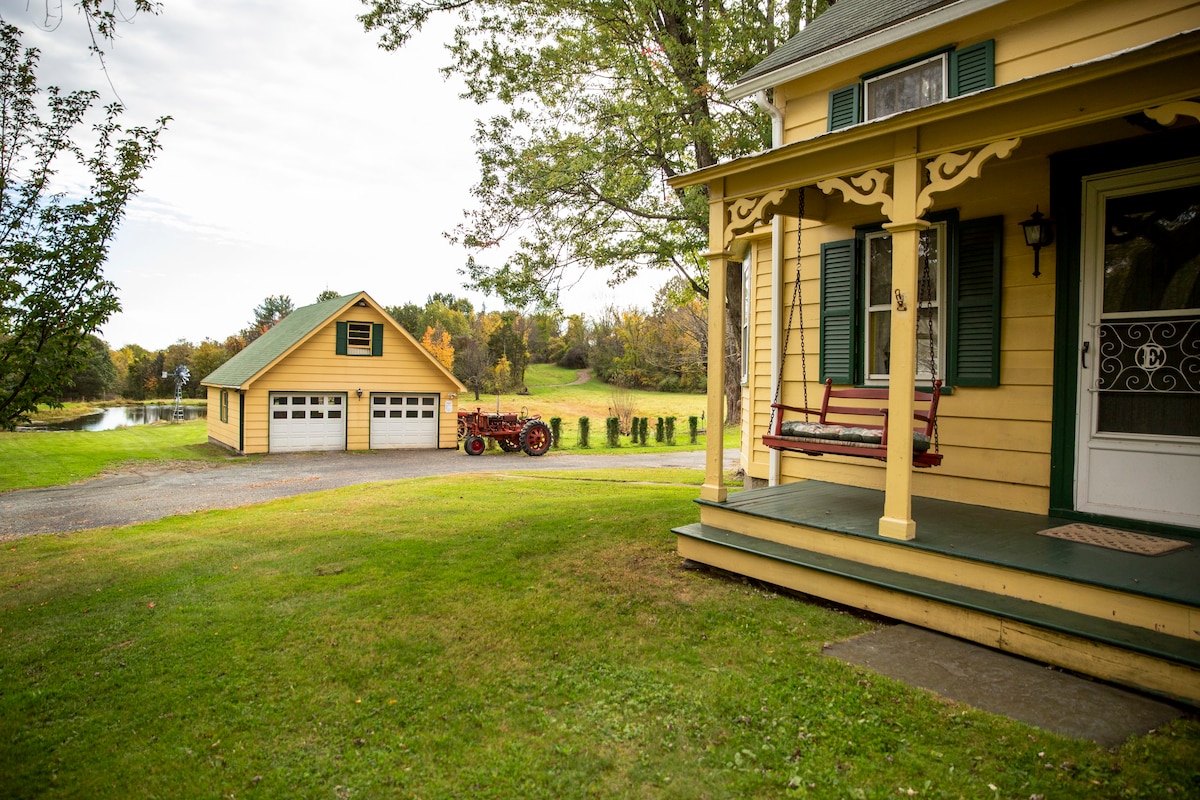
[[878, 153, 927, 540], [702, 180, 729, 503]]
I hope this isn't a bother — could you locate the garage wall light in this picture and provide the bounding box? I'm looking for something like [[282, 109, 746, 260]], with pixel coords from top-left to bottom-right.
[[356, 388, 363, 399]]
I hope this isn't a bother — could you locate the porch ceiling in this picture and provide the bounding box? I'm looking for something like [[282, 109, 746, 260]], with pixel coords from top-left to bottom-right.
[[672, 30, 1200, 203]]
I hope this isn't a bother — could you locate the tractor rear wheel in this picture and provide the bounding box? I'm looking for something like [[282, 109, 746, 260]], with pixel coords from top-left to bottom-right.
[[463, 435, 486, 456], [457, 418, 467, 441], [520, 420, 552, 456], [498, 438, 522, 452]]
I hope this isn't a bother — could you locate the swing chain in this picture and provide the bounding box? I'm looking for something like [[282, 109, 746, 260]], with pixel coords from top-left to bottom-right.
[[919, 233, 940, 452], [770, 190, 807, 430]]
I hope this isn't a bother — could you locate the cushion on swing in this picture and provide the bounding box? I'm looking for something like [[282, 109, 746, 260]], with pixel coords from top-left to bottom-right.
[[778, 421, 930, 452]]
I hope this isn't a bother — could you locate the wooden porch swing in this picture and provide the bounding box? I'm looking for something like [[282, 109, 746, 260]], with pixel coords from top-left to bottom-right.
[[762, 194, 944, 468]]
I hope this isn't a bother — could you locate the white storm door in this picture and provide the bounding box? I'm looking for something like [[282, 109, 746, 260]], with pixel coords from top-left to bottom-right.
[[1075, 159, 1200, 528]]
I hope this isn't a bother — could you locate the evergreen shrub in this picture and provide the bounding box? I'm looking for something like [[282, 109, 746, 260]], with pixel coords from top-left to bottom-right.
[[578, 417, 590, 448]]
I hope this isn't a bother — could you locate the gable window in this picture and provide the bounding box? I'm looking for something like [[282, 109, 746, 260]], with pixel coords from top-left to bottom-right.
[[864, 54, 946, 121], [347, 322, 372, 355], [820, 215, 1003, 388], [863, 223, 946, 383], [829, 40, 994, 131], [336, 321, 384, 356]]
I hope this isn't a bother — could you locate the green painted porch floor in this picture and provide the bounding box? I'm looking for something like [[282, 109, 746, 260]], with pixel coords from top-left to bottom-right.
[[696, 481, 1200, 607]]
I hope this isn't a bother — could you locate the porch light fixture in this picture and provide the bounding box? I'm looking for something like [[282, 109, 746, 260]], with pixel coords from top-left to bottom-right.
[[356, 388, 363, 399], [1020, 207, 1054, 278]]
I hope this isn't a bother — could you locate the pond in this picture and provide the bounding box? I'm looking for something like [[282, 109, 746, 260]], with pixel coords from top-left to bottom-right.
[[27, 405, 207, 432]]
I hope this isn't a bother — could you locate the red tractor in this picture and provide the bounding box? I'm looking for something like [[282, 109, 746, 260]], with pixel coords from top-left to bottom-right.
[[457, 407, 552, 457]]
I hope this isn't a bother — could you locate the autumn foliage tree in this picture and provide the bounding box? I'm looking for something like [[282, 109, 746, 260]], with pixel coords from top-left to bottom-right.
[[421, 324, 455, 370]]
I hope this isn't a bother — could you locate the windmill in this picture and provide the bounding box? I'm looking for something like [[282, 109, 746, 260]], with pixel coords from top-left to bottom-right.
[[170, 366, 190, 421]]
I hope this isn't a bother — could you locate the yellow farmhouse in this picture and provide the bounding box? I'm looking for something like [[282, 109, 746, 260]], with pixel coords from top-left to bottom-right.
[[671, 0, 1200, 703], [201, 292, 465, 454]]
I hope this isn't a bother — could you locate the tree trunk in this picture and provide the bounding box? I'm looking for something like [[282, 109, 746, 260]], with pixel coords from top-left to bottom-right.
[[724, 261, 743, 426]]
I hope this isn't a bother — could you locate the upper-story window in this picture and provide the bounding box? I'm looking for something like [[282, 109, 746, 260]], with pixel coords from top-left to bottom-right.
[[336, 321, 383, 357], [864, 54, 946, 121], [347, 322, 372, 355], [829, 40, 993, 132]]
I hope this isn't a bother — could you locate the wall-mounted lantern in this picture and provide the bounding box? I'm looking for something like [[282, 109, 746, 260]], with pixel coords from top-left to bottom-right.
[[356, 388, 363, 399], [1020, 207, 1055, 278]]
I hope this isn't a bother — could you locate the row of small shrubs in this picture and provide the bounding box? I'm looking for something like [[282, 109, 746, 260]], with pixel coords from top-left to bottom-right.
[[546, 416, 700, 449]]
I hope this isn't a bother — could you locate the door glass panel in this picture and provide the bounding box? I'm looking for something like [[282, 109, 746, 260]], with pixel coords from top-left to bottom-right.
[[1097, 185, 1200, 436]]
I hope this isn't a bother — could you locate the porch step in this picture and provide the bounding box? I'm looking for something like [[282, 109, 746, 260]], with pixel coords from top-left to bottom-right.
[[675, 522, 1200, 679]]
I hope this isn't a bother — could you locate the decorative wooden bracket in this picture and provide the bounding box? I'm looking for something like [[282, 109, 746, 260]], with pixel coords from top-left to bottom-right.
[[916, 138, 1020, 215], [724, 187, 800, 248], [1144, 101, 1200, 127], [817, 169, 893, 218]]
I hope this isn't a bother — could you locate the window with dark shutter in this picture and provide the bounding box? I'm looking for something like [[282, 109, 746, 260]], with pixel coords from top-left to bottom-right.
[[948, 216, 1003, 386], [820, 239, 857, 383]]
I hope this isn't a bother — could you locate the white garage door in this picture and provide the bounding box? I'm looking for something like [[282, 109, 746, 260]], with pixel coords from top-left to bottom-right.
[[370, 393, 439, 449], [268, 393, 347, 453]]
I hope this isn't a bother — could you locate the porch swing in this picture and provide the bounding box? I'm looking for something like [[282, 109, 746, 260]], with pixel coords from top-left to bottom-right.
[[762, 197, 944, 468]]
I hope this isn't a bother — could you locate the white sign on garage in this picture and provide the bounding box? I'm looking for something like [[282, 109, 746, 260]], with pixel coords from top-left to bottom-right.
[[268, 393, 347, 453], [370, 393, 439, 448]]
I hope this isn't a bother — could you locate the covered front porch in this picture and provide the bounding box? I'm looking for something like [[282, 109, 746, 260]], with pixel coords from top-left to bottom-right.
[[675, 480, 1200, 705]]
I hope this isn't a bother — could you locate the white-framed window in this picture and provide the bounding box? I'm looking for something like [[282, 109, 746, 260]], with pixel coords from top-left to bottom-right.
[[742, 249, 752, 385], [863, 222, 946, 384], [347, 322, 372, 356], [864, 53, 947, 121]]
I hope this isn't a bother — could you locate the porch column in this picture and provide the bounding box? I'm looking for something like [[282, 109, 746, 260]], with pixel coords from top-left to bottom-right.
[[701, 180, 729, 503], [879, 154, 928, 540]]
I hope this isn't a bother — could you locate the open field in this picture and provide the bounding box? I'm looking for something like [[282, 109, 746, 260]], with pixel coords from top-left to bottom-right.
[[2, 472, 1197, 798]]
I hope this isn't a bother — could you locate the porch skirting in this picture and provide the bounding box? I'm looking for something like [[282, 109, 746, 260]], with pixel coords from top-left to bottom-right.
[[675, 481, 1200, 705]]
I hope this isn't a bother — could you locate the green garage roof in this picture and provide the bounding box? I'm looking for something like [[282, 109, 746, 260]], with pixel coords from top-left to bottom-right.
[[201, 293, 360, 388]]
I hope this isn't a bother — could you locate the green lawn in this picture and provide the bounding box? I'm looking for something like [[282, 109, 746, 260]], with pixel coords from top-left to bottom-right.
[[2, 471, 1197, 799], [0, 420, 230, 492]]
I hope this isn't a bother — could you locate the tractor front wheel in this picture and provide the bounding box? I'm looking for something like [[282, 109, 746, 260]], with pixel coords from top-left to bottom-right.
[[463, 435, 486, 456], [520, 420, 552, 456]]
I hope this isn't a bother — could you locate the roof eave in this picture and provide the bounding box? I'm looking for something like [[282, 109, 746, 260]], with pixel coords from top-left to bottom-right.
[[729, 0, 1009, 101]]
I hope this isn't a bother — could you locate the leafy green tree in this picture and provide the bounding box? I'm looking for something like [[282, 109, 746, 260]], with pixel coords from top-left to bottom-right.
[[487, 311, 529, 389], [243, 295, 294, 343], [316, 289, 342, 302], [118, 344, 160, 401], [192, 339, 230, 383], [0, 22, 167, 429], [385, 302, 425, 339], [360, 0, 831, 423], [63, 335, 118, 400]]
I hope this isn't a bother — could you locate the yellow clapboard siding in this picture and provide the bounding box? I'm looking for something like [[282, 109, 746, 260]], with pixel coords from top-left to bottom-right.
[[939, 416, 1051, 454], [204, 387, 239, 450]]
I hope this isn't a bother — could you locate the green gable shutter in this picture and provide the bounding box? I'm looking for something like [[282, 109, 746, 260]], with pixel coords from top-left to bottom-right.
[[949, 40, 994, 97], [371, 323, 384, 356], [336, 321, 348, 355], [820, 239, 857, 384], [828, 84, 861, 131], [949, 216, 1002, 386]]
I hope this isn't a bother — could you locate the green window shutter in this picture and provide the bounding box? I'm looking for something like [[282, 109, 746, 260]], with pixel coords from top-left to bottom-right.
[[336, 321, 348, 355], [828, 84, 861, 131], [820, 239, 857, 384], [371, 323, 384, 356], [949, 40, 994, 97], [949, 216, 1003, 386]]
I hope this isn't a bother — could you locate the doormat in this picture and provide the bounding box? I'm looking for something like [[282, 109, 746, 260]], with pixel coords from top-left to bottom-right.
[[1037, 523, 1192, 556]]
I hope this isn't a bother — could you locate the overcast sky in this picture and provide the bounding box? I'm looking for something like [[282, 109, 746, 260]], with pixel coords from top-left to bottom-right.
[[2, 0, 663, 350]]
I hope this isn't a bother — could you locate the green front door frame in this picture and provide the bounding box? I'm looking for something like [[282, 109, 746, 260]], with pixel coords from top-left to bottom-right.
[[1048, 126, 1200, 530]]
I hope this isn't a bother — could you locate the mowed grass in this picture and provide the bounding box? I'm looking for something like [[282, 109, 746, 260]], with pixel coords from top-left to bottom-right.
[[0, 420, 229, 492], [2, 473, 1198, 799]]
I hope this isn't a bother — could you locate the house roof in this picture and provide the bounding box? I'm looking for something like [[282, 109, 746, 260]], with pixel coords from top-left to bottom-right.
[[733, 0, 966, 95], [201, 293, 361, 388]]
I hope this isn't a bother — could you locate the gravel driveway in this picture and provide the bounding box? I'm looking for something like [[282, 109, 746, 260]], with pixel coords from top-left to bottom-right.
[[1, 447, 738, 539]]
